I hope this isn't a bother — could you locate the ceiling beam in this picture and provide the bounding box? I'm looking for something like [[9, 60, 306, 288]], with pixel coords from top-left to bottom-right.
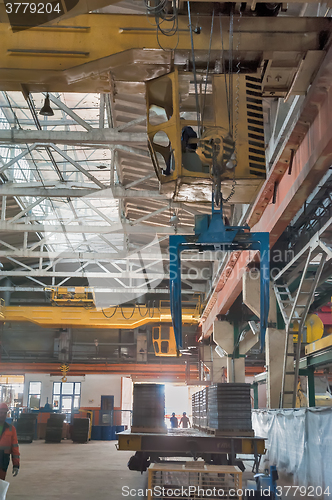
[[0, 286, 202, 293], [0, 221, 189, 234], [0, 250, 216, 261], [0, 129, 147, 146], [0, 184, 172, 200], [0, 270, 206, 279]]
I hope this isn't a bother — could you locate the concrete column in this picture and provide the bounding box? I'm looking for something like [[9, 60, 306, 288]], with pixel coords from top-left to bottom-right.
[[242, 270, 277, 323], [266, 328, 287, 408], [227, 357, 245, 383], [213, 355, 227, 383], [213, 320, 248, 383], [202, 345, 227, 384]]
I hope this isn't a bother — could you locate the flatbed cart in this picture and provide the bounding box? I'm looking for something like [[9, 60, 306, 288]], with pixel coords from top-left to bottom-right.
[[117, 428, 265, 474]]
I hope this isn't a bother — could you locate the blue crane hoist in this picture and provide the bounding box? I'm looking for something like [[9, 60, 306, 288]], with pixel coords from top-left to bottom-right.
[[169, 202, 270, 352]]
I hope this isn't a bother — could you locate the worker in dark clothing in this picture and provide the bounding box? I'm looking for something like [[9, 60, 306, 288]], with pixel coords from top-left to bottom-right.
[[180, 412, 190, 429], [0, 403, 20, 480], [170, 413, 178, 429]]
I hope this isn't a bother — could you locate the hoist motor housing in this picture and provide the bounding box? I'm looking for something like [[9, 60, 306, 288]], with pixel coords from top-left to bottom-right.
[[146, 69, 266, 203]]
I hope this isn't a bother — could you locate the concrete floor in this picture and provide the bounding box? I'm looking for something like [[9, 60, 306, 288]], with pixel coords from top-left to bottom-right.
[[6, 440, 319, 500], [7, 439, 147, 500]]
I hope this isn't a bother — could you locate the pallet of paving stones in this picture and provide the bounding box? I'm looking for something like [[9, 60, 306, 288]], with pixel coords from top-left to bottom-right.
[[200, 388, 208, 428], [72, 418, 90, 443], [192, 388, 208, 428], [132, 384, 165, 429], [16, 413, 37, 443], [207, 383, 252, 432], [191, 391, 200, 427], [45, 413, 66, 443]]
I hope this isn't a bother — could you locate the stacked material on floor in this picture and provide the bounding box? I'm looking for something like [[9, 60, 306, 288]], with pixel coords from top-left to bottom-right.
[[192, 384, 253, 434], [192, 389, 208, 428], [16, 413, 37, 443], [131, 383, 167, 433], [192, 391, 200, 427], [208, 384, 252, 432], [45, 413, 66, 443], [72, 418, 90, 443]]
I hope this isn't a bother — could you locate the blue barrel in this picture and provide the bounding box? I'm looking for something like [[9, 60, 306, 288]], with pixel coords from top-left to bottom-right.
[[101, 426, 115, 441], [91, 426, 102, 440], [116, 425, 125, 434]]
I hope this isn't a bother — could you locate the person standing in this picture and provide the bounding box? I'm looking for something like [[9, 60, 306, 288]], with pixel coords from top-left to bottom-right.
[[170, 413, 178, 429], [180, 412, 190, 429], [0, 403, 20, 480]]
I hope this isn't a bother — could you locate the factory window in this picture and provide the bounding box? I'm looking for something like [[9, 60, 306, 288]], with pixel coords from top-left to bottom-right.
[[52, 382, 81, 422], [28, 381, 41, 409], [0, 375, 24, 408]]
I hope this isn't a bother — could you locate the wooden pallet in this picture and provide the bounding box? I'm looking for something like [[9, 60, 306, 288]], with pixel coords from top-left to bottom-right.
[[130, 426, 167, 434]]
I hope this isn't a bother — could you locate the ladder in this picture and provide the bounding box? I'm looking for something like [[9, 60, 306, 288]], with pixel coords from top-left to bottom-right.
[[273, 239, 332, 408]]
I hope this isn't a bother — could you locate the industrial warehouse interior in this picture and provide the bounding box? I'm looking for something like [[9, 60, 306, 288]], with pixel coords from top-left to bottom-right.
[[0, 0, 331, 498]]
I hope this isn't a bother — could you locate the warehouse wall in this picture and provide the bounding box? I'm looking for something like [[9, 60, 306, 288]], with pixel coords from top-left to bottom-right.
[[23, 373, 123, 408], [81, 374, 122, 407]]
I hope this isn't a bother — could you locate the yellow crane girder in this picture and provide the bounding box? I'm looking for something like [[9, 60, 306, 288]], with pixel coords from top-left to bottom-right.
[[0, 15, 329, 94], [3, 304, 200, 328]]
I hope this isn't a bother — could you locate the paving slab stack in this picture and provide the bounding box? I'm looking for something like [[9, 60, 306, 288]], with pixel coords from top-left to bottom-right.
[[72, 418, 90, 443], [208, 383, 252, 431], [192, 391, 200, 427], [192, 383, 252, 433], [16, 413, 37, 443], [132, 383, 166, 432], [45, 413, 66, 443]]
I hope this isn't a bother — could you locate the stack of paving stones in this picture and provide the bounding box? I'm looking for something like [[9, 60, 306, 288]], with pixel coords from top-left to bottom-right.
[[200, 388, 208, 428], [191, 391, 200, 427], [16, 413, 37, 443], [207, 383, 252, 431], [45, 413, 66, 443], [192, 388, 209, 428], [132, 383, 166, 431], [72, 418, 90, 443]]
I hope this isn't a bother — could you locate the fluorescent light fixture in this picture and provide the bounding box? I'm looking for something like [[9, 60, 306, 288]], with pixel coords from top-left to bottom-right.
[[215, 345, 227, 358], [248, 321, 260, 336]]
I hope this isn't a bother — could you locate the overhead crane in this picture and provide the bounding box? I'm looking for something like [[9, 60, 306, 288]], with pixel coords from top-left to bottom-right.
[[2, 300, 201, 328], [0, 14, 329, 96]]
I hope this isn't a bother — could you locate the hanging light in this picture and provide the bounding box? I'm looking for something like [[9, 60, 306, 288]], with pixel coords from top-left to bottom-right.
[[39, 93, 54, 116], [169, 212, 179, 226]]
